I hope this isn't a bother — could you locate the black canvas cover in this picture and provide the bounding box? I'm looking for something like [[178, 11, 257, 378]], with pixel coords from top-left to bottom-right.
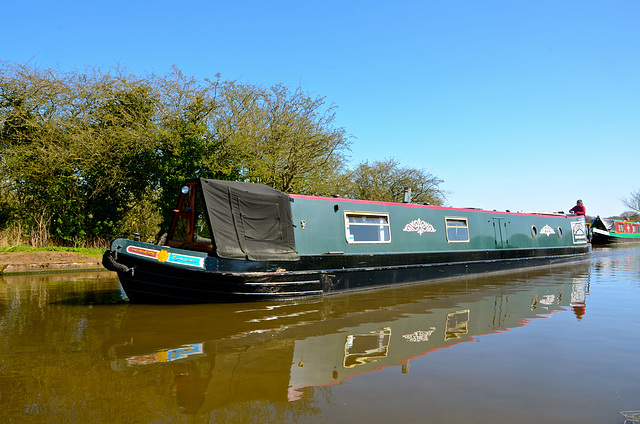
[[591, 217, 613, 231], [200, 179, 300, 261]]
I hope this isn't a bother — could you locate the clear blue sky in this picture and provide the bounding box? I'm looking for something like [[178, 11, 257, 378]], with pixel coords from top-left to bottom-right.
[[4, 0, 639, 217]]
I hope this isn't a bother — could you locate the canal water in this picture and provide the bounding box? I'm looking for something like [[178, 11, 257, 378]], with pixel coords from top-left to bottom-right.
[[1, 246, 639, 424]]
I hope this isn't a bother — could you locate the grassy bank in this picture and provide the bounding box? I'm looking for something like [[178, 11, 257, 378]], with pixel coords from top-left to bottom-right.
[[0, 245, 106, 255]]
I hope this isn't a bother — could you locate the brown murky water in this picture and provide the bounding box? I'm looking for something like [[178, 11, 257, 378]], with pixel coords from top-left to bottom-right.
[[1, 246, 639, 423]]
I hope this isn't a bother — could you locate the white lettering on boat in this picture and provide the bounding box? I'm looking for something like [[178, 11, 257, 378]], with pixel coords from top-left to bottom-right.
[[126, 245, 205, 268]]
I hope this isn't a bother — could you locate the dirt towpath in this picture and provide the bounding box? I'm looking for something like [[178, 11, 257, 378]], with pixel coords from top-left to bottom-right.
[[0, 251, 106, 275]]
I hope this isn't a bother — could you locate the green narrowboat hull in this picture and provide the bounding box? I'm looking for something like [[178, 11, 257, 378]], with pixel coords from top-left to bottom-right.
[[591, 229, 640, 245]]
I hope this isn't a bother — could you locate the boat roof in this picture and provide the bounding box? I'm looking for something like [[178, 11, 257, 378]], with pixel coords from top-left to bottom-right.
[[289, 194, 571, 218]]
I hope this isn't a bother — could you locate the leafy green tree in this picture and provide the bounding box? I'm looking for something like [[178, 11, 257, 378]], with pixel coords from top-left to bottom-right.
[[216, 82, 352, 195], [342, 158, 447, 205], [117, 187, 163, 242], [153, 68, 237, 226], [77, 75, 160, 240], [1, 63, 447, 246], [0, 64, 78, 244], [0, 63, 159, 245], [153, 77, 352, 227]]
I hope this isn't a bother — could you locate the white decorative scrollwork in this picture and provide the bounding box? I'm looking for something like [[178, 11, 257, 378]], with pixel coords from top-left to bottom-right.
[[402, 328, 436, 342], [403, 218, 436, 236], [540, 224, 556, 236]]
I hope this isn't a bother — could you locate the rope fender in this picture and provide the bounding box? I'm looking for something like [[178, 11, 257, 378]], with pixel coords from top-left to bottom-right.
[[102, 250, 130, 274]]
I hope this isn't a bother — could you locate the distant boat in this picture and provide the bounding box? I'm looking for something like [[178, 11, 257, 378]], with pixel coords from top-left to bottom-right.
[[590, 217, 640, 245], [103, 178, 590, 303]]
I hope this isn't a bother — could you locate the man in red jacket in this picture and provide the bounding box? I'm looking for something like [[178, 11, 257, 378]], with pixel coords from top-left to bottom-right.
[[569, 199, 586, 216]]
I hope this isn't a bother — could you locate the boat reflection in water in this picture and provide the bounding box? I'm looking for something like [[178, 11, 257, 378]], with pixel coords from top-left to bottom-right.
[[108, 262, 590, 415]]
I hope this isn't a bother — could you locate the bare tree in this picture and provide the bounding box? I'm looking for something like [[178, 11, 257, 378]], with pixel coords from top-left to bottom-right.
[[622, 189, 640, 220]]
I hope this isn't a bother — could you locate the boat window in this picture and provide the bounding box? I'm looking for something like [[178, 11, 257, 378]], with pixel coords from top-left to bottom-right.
[[172, 217, 190, 242], [193, 192, 212, 243], [531, 225, 538, 238], [445, 309, 470, 340], [445, 217, 469, 242], [557, 227, 563, 238], [343, 328, 391, 368], [345, 212, 391, 243], [168, 182, 213, 248]]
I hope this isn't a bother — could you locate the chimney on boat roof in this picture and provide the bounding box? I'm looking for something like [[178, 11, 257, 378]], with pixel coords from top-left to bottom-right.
[[403, 187, 412, 203]]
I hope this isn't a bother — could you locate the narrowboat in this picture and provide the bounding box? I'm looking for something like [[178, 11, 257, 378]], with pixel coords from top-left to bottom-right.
[[590, 216, 640, 245], [103, 178, 590, 303]]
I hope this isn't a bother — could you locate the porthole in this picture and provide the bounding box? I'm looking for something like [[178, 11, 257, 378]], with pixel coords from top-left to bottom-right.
[[531, 225, 538, 238], [557, 227, 563, 238]]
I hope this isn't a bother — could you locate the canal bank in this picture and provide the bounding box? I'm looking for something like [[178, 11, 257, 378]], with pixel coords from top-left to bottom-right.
[[0, 250, 106, 275]]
